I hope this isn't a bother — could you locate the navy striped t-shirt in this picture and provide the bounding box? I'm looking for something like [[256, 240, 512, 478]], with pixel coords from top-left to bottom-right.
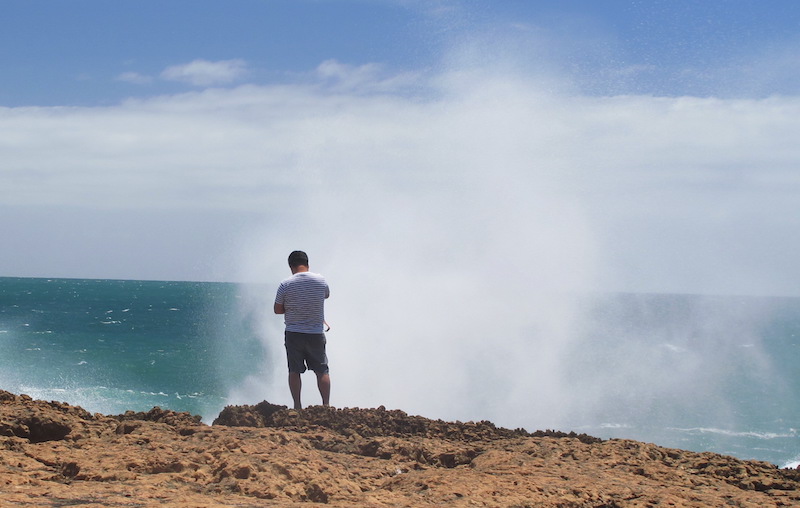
[[274, 272, 329, 334]]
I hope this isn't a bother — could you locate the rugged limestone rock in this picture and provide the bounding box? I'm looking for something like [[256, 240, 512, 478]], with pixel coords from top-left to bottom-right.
[[214, 402, 601, 443], [1, 389, 798, 506]]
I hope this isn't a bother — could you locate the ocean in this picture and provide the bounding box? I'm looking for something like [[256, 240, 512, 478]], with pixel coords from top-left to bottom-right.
[[0, 277, 264, 422], [0, 276, 797, 469]]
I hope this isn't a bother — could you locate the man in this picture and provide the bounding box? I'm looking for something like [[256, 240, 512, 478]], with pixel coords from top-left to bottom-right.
[[274, 250, 330, 409]]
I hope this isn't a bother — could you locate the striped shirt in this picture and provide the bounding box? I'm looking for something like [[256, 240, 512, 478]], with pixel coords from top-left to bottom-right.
[[274, 272, 329, 334]]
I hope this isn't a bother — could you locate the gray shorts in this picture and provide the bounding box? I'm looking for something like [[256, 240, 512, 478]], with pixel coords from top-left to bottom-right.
[[284, 331, 328, 374]]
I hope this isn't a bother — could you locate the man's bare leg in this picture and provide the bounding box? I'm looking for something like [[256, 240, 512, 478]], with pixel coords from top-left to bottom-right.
[[289, 372, 302, 410], [316, 372, 331, 406]]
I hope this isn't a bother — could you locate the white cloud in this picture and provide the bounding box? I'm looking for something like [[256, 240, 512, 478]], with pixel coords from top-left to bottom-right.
[[160, 59, 248, 86], [2, 62, 800, 296], [316, 59, 383, 85], [116, 71, 153, 85], [314, 59, 422, 93]]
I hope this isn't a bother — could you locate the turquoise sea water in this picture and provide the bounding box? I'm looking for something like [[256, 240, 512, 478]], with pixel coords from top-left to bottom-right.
[[0, 277, 263, 420], [566, 292, 800, 470], [0, 277, 797, 469]]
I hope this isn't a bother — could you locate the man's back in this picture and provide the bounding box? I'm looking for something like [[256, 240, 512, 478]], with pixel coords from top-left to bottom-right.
[[275, 272, 329, 334]]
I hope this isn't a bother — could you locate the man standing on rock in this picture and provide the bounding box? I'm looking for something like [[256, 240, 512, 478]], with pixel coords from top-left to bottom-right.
[[274, 250, 331, 410]]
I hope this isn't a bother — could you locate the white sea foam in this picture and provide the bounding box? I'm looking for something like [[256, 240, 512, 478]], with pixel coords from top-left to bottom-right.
[[669, 427, 797, 440], [598, 423, 632, 429], [14, 385, 219, 416], [783, 459, 800, 469]]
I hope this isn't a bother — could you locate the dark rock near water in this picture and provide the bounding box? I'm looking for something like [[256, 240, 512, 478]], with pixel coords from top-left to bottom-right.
[[213, 402, 603, 444], [114, 406, 203, 427]]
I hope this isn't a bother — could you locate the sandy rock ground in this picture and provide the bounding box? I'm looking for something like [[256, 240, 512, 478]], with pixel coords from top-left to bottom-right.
[[1, 390, 798, 507]]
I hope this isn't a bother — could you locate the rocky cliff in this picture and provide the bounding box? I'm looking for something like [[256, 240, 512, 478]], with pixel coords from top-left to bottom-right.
[[1, 390, 798, 507]]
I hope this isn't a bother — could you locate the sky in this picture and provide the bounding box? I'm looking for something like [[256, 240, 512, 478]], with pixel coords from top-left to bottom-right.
[[2, 0, 800, 297]]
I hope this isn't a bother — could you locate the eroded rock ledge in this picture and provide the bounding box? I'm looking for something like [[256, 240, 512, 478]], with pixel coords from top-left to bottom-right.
[[1, 389, 798, 507], [213, 401, 602, 443]]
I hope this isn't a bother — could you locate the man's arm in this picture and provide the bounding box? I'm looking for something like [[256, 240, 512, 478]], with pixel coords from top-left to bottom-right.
[[274, 282, 285, 314]]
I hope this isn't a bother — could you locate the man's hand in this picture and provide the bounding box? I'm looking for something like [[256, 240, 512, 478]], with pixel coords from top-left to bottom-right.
[[274, 303, 285, 314]]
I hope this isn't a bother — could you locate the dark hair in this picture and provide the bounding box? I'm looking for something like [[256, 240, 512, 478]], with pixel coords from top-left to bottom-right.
[[288, 250, 309, 268]]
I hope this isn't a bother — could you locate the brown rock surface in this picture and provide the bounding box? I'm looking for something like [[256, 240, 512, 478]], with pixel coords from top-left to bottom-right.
[[1, 390, 798, 507]]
